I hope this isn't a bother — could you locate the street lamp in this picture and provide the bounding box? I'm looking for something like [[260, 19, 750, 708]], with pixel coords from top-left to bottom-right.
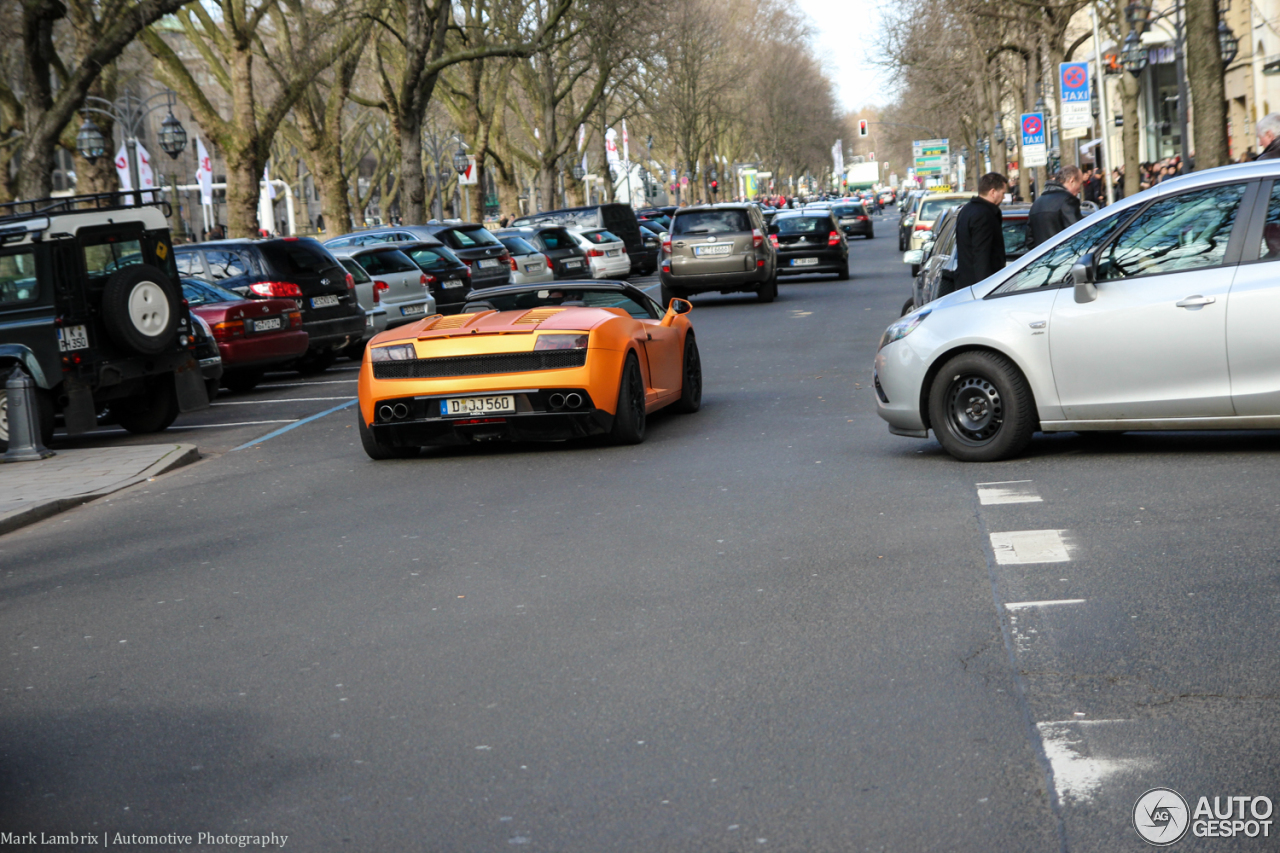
[[1219, 21, 1239, 65], [451, 146, 469, 176], [77, 88, 187, 200], [422, 128, 466, 220], [572, 162, 585, 181], [1121, 30, 1149, 77]]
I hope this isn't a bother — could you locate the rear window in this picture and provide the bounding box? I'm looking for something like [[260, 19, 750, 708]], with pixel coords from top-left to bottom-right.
[[0, 249, 38, 306], [499, 236, 538, 256], [537, 229, 576, 251], [442, 227, 501, 249], [578, 230, 621, 245], [919, 198, 965, 221], [204, 249, 249, 280], [260, 241, 339, 276], [832, 205, 864, 218], [405, 246, 456, 271], [671, 210, 750, 235], [339, 258, 371, 284], [775, 216, 830, 234], [356, 249, 420, 275]]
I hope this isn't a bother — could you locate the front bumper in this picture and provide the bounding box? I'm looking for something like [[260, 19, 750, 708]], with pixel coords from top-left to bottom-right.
[[659, 267, 769, 293], [367, 388, 610, 446], [873, 342, 929, 434]]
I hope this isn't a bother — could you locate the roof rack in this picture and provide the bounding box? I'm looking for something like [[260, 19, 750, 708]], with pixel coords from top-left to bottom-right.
[[0, 189, 172, 225]]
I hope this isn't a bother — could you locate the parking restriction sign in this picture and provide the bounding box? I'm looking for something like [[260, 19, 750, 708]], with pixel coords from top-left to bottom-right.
[[1021, 112, 1047, 168], [1059, 62, 1092, 130]]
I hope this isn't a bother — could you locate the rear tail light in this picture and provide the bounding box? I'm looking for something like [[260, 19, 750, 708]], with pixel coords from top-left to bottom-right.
[[460, 258, 474, 267], [752, 228, 764, 249], [662, 238, 671, 254], [345, 273, 355, 290], [420, 273, 428, 287], [769, 234, 779, 248], [373, 280, 389, 303], [287, 310, 302, 330], [621, 246, 627, 254], [499, 251, 511, 265], [827, 231, 840, 246], [915, 223, 932, 231], [510, 256, 519, 271], [586, 248, 604, 258], [546, 256, 555, 270], [249, 281, 303, 298], [211, 319, 245, 341], [856, 216, 869, 222], [424, 274, 438, 287]]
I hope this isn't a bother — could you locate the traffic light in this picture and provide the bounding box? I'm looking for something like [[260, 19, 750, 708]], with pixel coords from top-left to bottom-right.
[[858, 120, 869, 138], [711, 179, 718, 194]]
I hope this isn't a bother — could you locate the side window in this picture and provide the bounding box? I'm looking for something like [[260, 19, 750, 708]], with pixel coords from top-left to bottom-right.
[[1100, 182, 1248, 280], [175, 252, 204, 277], [205, 250, 249, 280], [989, 207, 1136, 296], [1256, 182, 1280, 261], [83, 239, 143, 282], [0, 249, 38, 306]]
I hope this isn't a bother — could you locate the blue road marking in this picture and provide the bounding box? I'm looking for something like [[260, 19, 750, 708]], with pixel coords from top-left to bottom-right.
[[231, 399, 358, 451]]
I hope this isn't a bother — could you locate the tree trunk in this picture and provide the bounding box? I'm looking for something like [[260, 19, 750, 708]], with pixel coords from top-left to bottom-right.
[[399, 115, 426, 223], [1185, 0, 1229, 170], [225, 153, 261, 237], [1121, 72, 1142, 197]]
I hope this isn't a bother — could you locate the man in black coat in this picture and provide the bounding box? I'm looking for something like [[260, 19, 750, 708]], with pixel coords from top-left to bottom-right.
[[951, 172, 1009, 292], [1028, 165, 1083, 247]]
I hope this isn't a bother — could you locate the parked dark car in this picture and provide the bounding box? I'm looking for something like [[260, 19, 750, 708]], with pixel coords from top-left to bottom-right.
[[181, 277, 308, 393], [397, 241, 473, 313], [769, 211, 850, 280], [510, 204, 655, 275], [175, 237, 363, 374], [495, 227, 590, 279]]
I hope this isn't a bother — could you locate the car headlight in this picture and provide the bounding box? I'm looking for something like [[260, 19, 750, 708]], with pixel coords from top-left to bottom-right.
[[878, 310, 930, 351], [370, 343, 416, 361], [534, 334, 589, 351]]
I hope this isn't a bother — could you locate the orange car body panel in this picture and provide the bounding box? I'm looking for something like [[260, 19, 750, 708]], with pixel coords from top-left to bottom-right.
[[357, 305, 692, 426]]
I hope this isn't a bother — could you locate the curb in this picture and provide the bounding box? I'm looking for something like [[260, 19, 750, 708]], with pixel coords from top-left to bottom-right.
[[0, 444, 200, 536]]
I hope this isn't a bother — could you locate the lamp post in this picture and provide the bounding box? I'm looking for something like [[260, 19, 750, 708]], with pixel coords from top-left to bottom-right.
[[76, 88, 187, 206], [572, 160, 587, 204], [422, 128, 467, 220]]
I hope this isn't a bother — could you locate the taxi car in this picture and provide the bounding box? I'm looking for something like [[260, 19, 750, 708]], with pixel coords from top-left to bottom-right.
[[356, 281, 702, 459]]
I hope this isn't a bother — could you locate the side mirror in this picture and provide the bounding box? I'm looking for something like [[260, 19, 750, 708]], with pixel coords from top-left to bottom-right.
[[903, 249, 924, 266], [661, 297, 692, 326], [1072, 253, 1098, 303]]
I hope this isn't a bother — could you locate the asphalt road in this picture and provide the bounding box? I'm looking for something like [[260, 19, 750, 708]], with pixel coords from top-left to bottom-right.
[[4, 209, 1280, 851]]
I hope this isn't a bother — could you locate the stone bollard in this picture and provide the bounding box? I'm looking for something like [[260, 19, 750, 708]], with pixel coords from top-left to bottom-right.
[[3, 366, 54, 463]]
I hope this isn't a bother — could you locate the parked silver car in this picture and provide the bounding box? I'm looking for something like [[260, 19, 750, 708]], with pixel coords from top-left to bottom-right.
[[875, 160, 1280, 461], [337, 257, 389, 359], [496, 234, 555, 285], [328, 245, 435, 330]]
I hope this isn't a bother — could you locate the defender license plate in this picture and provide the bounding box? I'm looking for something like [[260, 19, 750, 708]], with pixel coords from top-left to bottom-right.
[[57, 324, 89, 352], [441, 395, 516, 416]]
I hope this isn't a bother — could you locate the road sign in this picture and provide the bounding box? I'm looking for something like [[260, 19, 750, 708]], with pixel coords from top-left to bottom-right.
[[1020, 113, 1047, 168], [1059, 62, 1092, 130], [912, 138, 949, 176], [458, 155, 478, 185]]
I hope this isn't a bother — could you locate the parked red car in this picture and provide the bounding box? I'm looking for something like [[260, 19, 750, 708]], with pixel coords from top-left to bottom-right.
[[181, 278, 308, 393]]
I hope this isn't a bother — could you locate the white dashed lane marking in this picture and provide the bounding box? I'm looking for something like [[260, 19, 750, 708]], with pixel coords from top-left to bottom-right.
[[977, 480, 1043, 505], [1005, 599, 1087, 610], [989, 529, 1071, 564]]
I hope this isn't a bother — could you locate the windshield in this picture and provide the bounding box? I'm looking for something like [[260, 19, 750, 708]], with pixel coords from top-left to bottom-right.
[[181, 278, 244, 305], [919, 198, 965, 221], [443, 227, 502, 249], [468, 287, 659, 319], [671, 210, 750, 235]]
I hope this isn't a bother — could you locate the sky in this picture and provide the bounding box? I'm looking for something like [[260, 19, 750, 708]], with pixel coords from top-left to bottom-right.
[[793, 0, 893, 112]]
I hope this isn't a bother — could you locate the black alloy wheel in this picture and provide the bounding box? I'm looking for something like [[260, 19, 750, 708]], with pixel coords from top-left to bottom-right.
[[927, 351, 1035, 462], [674, 335, 702, 414], [610, 353, 647, 444]]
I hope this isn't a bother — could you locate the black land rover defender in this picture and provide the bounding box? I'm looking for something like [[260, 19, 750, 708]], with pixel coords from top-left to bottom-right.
[[0, 191, 213, 451]]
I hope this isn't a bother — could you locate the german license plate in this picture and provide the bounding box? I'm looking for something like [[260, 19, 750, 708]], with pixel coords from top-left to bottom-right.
[[791, 257, 819, 266], [441, 395, 515, 416], [694, 244, 732, 256], [311, 294, 340, 308], [606, 249, 621, 257], [252, 317, 282, 332], [57, 324, 89, 352], [477, 259, 500, 269], [443, 279, 463, 289], [524, 264, 541, 273], [564, 259, 583, 268], [401, 304, 426, 316]]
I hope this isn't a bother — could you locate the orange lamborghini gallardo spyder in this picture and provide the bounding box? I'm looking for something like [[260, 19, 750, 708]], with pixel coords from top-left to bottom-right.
[[356, 281, 701, 459]]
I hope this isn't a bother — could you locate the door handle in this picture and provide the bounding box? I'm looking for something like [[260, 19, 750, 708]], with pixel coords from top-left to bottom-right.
[[1175, 295, 1216, 308], [646, 332, 652, 341]]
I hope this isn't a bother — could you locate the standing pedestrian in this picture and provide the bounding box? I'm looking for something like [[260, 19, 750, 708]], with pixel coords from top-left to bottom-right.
[[1028, 165, 1084, 248], [1081, 163, 1103, 206], [951, 172, 1009, 294], [1255, 113, 1280, 160]]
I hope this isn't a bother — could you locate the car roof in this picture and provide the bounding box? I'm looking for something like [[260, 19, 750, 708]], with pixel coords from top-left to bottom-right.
[[327, 243, 415, 257]]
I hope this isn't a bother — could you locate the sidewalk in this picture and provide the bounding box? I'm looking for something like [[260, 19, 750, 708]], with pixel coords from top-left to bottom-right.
[[0, 443, 199, 535]]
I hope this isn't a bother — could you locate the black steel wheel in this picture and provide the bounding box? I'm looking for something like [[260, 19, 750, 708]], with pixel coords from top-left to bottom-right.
[[673, 334, 702, 414], [610, 353, 647, 444], [927, 351, 1035, 462]]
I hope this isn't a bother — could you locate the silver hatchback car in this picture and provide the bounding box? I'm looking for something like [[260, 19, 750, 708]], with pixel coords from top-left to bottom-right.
[[329, 245, 435, 329]]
